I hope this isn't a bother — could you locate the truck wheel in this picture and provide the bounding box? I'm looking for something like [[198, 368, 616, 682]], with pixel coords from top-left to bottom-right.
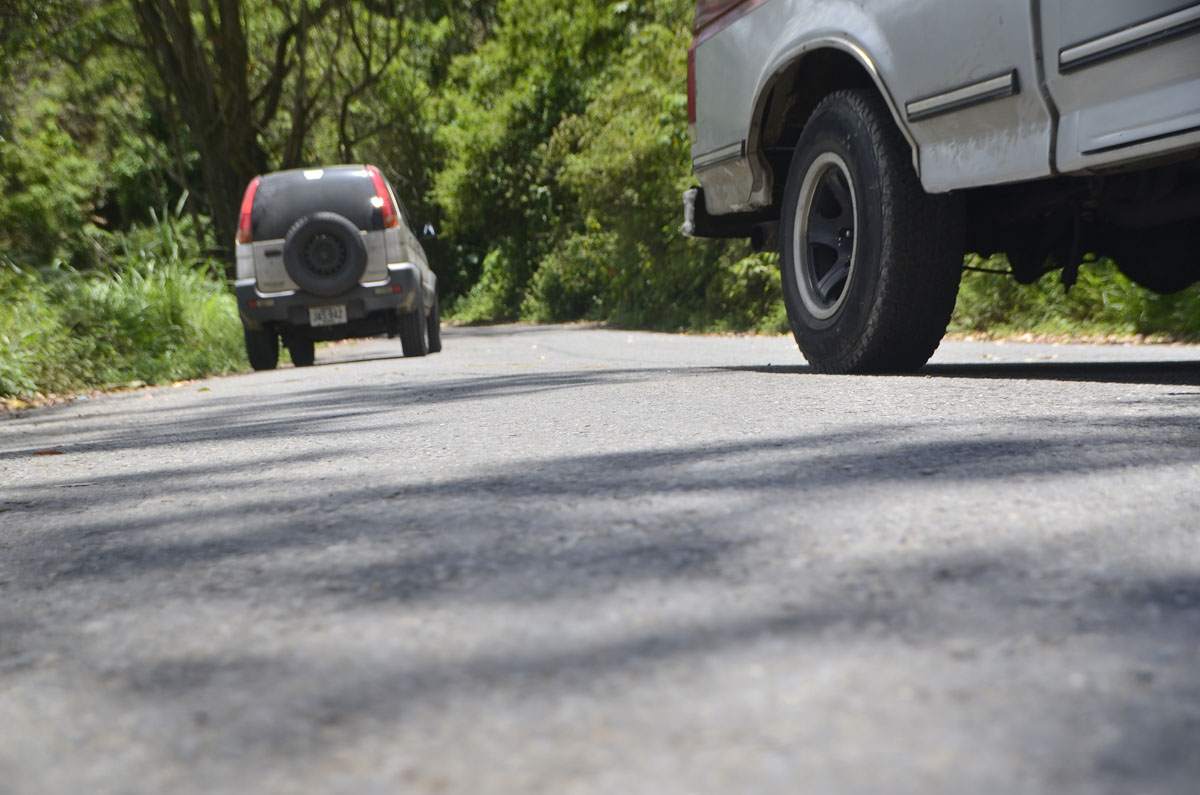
[[286, 337, 315, 367], [398, 299, 428, 357], [780, 89, 964, 373], [426, 293, 442, 353], [244, 328, 279, 371]]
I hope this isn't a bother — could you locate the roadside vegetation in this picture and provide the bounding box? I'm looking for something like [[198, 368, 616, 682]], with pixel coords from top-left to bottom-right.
[[952, 256, 1200, 341], [0, 213, 244, 400], [2, 0, 1197, 400]]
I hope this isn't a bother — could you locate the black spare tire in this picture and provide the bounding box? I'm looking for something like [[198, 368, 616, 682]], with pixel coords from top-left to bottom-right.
[[283, 212, 368, 297]]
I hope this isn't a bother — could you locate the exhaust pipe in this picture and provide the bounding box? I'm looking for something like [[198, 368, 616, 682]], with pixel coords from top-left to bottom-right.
[[750, 222, 779, 253]]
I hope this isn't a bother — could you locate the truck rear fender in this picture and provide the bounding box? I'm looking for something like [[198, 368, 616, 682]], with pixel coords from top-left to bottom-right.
[[749, 26, 918, 204]]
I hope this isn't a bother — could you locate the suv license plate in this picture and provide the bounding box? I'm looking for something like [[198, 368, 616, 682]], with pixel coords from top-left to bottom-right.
[[308, 304, 347, 327]]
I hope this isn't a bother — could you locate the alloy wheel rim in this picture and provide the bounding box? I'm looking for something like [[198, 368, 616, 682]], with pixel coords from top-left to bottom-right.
[[794, 152, 858, 320]]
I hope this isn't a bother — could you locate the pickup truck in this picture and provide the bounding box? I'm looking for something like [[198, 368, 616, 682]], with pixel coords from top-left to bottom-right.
[[684, 0, 1200, 372]]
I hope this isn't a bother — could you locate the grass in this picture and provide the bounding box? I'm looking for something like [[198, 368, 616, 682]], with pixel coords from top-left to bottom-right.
[[1, 216, 245, 402]]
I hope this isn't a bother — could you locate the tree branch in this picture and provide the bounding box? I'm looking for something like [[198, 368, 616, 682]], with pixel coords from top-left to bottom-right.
[[254, 0, 342, 131]]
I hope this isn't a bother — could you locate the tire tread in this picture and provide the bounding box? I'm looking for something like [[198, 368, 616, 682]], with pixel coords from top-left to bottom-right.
[[783, 89, 964, 374], [399, 299, 428, 357]]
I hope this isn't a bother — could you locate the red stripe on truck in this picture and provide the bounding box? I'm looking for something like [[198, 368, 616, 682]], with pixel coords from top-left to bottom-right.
[[689, 0, 773, 124], [693, 0, 772, 42]]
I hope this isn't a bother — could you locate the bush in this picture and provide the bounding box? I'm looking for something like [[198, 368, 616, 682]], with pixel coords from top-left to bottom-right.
[[451, 247, 529, 323], [950, 255, 1200, 341], [435, 0, 772, 329], [0, 214, 244, 399], [524, 229, 619, 322], [437, 4, 779, 332], [706, 252, 789, 335]]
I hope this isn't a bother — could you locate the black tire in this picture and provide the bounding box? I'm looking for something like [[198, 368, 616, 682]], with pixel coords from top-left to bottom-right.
[[426, 293, 442, 353], [244, 327, 279, 371], [780, 89, 964, 374], [286, 336, 316, 367], [398, 298, 428, 357], [283, 212, 368, 297]]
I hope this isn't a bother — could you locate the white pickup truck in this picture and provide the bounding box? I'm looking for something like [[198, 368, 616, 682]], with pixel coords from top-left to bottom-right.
[[684, 0, 1200, 372]]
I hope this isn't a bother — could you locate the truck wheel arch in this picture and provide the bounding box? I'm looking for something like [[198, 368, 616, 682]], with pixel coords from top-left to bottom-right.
[[750, 40, 920, 203]]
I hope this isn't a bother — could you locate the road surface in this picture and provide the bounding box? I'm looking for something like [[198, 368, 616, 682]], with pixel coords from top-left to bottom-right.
[[2, 325, 1199, 794]]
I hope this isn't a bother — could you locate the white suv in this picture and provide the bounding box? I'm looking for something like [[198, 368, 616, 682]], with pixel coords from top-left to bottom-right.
[[233, 165, 440, 370]]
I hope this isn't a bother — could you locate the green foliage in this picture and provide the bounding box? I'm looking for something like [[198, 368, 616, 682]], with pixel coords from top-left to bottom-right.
[[0, 215, 243, 399], [433, 0, 629, 307], [4, 0, 1199, 404], [0, 73, 106, 270], [524, 229, 620, 323], [436, 0, 772, 329], [950, 255, 1200, 340], [452, 248, 528, 324], [706, 253, 791, 335], [1, 10, 175, 273]]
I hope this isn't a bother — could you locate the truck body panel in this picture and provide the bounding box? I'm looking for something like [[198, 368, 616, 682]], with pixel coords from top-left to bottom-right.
[[1041, 1, 1200, 171], [690, 0, 1200, 214]]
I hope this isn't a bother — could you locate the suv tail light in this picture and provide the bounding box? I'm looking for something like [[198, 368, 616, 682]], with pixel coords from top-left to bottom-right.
[[236, 176, 261, 244], [366, 165, 400, 229]]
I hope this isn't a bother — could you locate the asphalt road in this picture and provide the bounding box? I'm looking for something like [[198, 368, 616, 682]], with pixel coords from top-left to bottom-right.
[[3, 325, 1199, 794]]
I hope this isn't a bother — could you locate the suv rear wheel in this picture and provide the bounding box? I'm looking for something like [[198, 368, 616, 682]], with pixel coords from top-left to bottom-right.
[[398, 300, 428, 357], [780, 89, 964, 373], [286, 337, 315, 367], [426, 293, 442, 353], [244, 328, 279, 371]]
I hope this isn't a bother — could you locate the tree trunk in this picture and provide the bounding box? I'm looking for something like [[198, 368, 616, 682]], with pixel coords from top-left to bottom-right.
[[128, 0, 265, 270]]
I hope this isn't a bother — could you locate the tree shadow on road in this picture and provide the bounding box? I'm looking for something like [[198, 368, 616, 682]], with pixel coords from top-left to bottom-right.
[[924, 360, 1200, 386], [3, 362, 1200, 791], [728, 359, 1200, 386]]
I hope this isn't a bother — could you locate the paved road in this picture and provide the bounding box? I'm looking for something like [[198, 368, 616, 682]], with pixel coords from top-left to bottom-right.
[[3, 325, 1199, 794]]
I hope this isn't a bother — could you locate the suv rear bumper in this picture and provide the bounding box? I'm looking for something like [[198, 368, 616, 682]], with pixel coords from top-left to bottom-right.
[[235, 263, 421, 332]]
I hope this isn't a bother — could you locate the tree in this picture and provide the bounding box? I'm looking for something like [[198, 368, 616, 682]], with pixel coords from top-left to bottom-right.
[[1, 0, 145, 270], [123, 0, 495, 263], [2, 0, 497, 275], [432, 0, 649, 314]]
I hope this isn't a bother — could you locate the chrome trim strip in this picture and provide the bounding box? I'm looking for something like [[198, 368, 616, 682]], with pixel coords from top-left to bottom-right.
[[1080, 122, 1200, 156], [815, 36, 922, 175], [693, 140, 747, 170], [1029, 0, 1061, 175], [905, 71, 1019, 123], [1059, 2, 1200, 73]]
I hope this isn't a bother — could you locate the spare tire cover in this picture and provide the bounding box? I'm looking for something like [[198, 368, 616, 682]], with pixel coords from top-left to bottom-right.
[[283, 212, 368, 297]]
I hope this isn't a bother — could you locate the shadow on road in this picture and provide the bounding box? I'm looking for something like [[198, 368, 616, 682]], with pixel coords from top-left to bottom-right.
[[728, 360, 1200, 386], [0, 369, 659, 460], [924, 360, 1200, 386], [4, 360, 1200, 789]]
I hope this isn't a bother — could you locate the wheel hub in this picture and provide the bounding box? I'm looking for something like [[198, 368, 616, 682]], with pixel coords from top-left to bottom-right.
[[304, 234, 347, 277], [794, 152, 858, 320]]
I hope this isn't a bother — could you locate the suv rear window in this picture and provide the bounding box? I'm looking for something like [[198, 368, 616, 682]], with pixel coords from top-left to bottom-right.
[[250, 166, 382, 241]]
